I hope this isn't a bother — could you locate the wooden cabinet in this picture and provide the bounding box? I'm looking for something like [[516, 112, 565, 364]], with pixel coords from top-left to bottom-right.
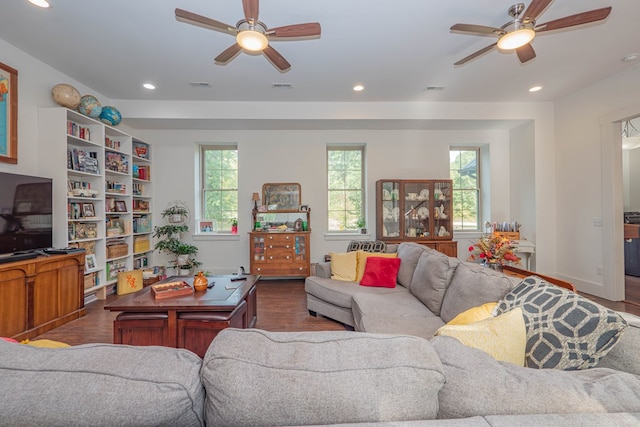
[[0, 253, 85, 341], [376, 179, 457, 257], [38, 108, 153, 300], [249, 232, 310, 277]]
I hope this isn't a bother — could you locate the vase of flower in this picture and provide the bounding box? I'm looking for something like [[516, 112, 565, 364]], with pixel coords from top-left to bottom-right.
[[482, 259, 503, 272]]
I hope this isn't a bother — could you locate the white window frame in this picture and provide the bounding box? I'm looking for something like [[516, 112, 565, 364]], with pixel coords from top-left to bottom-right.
[[326, 144, 366, 233], [198, 144, 238, 235], [450, 146, 481, 232]]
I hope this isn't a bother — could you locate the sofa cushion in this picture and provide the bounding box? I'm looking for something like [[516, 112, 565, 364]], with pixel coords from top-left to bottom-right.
[[201, 329, 445, 426], [305, 276, 405, 309], [0, 342, 205, 426], [494, 276, 628, 370], [352, 291, 445, 339], [431, 336, 640, 419], [435, 307, 526, 366], [329, 251, 358, 281], [410, 249, 459, 316], [440, 262, 518, 323], [355, 250, 398, 282], [396, 242, 428, 288], [359, 256, 401, 288]]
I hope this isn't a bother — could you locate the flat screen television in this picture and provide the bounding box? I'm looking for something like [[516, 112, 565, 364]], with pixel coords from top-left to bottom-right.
[[0, 171, 53, 256]]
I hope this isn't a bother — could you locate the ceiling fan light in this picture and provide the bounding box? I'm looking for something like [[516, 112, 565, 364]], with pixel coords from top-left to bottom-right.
[[497, 28, 535, 50], [28, 0, 50, 7], [237, 30, 268, 52]]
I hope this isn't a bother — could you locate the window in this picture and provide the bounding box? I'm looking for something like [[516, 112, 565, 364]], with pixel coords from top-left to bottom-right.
[[200, 145, 238, 232], [450, 148, 480, 231], [327, 145, 365, 232]]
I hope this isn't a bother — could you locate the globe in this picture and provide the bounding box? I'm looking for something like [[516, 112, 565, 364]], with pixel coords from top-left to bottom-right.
[[77, 95, 102, 118], [51, 83, 81, 109], [100, 106, 122, 126]]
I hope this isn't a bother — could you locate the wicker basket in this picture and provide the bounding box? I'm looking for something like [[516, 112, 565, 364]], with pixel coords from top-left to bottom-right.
[[107, 243, 129, 258]]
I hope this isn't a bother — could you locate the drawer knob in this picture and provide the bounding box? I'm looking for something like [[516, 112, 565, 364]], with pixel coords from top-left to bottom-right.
[[286, 256, 290, 259], [269, 245, 273, 249], [269, 256, 273, 259], [286, 245, 290, 249]]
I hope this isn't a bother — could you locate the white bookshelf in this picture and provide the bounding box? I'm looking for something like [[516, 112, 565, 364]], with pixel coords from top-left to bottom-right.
[[38, 107, 153, 300]]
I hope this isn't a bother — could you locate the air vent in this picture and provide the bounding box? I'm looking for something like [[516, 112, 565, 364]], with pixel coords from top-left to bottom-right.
[[272, 83, 293, 89], [189, 82, 211, 87], [424, 86, 446, 91]]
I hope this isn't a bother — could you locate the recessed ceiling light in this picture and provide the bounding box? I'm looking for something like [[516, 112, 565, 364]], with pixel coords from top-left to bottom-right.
[[143, 83, 156, 90], [353, 84, 364, 92], [529, 85, 542, 92], [622, 53, 639, 63], [28, 0, 50, 8]]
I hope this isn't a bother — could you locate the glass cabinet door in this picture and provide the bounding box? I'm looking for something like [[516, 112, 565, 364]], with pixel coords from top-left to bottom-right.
[[252, 235, 265, 261], [294, 235, 307, 262], [402, 181, 431, 239], [379, 180, 401, 238], [432, 181, 452, 239]]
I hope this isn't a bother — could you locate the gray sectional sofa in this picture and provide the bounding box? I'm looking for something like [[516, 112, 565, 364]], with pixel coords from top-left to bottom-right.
[[2, 241, 639, 425], [306, 242, 518, 337], [2, 327, 640, 426]]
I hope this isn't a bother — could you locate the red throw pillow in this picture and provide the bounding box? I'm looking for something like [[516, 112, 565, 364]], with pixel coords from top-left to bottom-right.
[[359, 256, 401, 288]]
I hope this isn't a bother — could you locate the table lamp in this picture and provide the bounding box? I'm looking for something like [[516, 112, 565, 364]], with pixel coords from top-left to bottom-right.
[[251, 192, 260, 210]]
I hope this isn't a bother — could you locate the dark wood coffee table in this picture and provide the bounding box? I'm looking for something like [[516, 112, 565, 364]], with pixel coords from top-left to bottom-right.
[[105, 275, 259, 357]]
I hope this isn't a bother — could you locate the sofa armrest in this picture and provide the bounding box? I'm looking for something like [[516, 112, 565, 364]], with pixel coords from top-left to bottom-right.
[[314, 262, 332, 278]]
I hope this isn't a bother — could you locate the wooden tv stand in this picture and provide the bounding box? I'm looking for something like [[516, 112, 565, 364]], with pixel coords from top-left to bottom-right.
[[0, 252, 86, 341]]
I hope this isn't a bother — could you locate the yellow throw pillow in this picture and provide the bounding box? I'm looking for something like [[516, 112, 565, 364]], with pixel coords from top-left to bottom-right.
[[21, 339, 70, 348], [435, 307, 526, 366], [447, 302, 498, 326], [330, 251, 358, 281], [355, 251, 398, 282]]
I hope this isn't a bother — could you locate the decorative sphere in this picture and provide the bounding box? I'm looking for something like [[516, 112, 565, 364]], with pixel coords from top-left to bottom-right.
[[77, 95, 102, 118], [99, 106, 122, 126], [51, 83, 81, 109]]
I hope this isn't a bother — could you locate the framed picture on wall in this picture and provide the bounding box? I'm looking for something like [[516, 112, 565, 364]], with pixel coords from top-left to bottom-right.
[[0, 61, 18, 164], [262, 183, 301, 210]]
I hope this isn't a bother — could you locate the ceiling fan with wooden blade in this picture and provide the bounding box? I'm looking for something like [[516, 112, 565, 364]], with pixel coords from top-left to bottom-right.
[[451, 0, 611, 66], [175, 0, 321, 72]]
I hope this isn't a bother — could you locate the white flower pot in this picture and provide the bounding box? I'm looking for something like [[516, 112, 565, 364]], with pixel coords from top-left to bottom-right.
[[177, 254, 189, 265]]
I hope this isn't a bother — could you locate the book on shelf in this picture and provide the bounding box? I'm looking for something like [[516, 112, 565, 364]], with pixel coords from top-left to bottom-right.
[[105, 152, 129, 173], [68, 149, 100, 174], [105, 137, 121, 150], [67, 121, 91, 141]]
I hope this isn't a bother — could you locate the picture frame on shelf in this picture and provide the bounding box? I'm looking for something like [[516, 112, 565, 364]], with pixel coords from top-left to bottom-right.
[[0, 61, 18, 164], [198, 220, 215, 233], [85, 254, 98, 273], [82, 203, 95, 218], [114, 200, 127, 212]]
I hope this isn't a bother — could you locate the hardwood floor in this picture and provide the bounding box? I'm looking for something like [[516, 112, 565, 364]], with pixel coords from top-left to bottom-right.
[[33, 277, 640, 346]]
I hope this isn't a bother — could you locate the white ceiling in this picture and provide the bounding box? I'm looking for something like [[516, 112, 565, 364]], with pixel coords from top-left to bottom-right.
[[0, 1, 637, 109]]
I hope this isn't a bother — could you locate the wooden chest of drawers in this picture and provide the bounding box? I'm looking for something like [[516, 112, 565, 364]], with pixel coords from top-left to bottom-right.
[[249, 232, 310, 277]]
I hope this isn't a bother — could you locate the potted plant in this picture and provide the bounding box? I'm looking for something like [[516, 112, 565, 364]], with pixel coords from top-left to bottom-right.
[[177, 258, 202, 276], [356, 218, 367, 234], [230, 217, 238, 235], [161, 204, 189, 224]]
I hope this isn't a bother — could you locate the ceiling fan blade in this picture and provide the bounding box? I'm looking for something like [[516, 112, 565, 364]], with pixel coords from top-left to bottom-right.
[[454, 43, 497, 66], [243, 0, 259, 24], [269, 23, 321, 38], [450, 23, 502, 37], [516, 43, 536, 63], [215, 43, 243, 65], [523, 0, 553, 22], [535, 7, 612, 32], [175, 8, 236, 35], [263, 45, 291, 72]]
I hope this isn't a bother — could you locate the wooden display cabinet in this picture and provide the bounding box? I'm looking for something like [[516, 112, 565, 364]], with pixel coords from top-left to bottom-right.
[[376, 179, 457, 257]]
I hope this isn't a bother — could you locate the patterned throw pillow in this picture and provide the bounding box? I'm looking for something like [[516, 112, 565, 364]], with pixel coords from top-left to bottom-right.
[[346, 240, 387, 253], [494, 276, 628, 370]]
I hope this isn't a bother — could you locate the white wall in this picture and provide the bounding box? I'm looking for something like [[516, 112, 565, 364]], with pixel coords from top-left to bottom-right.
[[137, 128, 513, 272], [0, 38, 112, 177], [555, 64, 640, 299]]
